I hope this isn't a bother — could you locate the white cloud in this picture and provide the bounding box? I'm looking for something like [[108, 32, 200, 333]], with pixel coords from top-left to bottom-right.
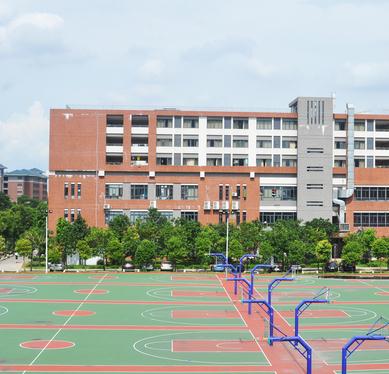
[[0, 102, 48, 170], [246, 58, 277, 78], [0, 12, 64, 56], [343, 62, 389, 88], [139, 59, 164, 78]]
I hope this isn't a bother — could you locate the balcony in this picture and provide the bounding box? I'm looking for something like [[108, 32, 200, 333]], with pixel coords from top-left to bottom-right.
[[106, 145, 123, 153], [106, 126, 123, 135]]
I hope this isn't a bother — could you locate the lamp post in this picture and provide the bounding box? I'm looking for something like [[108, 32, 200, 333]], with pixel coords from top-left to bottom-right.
[[45, 209, 52, 274]]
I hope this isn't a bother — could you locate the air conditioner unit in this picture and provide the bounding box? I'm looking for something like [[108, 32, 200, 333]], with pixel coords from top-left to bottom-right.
[[221, 201, 229, 210], [232, 201, 239, 211], [212, 201, 220, 210], [232, 192, 238, 197], [103, 204, 110, 210], [339, 223, 350, 232], [98, 170, 105, 177], [150, 200, 157, 208], [203, 201, 211, 210], [149, 171, 155, 177], [200, 171, 205, 178]]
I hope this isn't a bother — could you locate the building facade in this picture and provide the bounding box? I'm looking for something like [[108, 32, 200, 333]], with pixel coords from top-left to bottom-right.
[[0, 164, 6, 193], [49, 97, 389, 236], [4, 168, 48, 202]]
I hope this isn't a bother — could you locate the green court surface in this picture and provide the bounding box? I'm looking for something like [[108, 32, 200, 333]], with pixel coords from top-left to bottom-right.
[[0, 272, 388, 373]]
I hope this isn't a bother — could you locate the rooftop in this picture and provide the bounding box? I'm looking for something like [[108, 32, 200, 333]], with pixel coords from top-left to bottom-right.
[[5, 168, 46, 178]]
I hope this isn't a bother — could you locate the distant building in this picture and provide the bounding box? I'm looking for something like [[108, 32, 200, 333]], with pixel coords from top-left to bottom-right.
[[0, 164, 6, 193], [4, 168, 47, 202]]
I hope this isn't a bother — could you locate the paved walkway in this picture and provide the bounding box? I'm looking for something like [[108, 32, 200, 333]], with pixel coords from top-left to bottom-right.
[[0, 255, 24, 272]]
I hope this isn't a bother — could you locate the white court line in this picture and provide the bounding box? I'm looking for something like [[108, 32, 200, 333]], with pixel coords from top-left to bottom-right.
[[22, 273, 108, 373], [216, 274, 272, 367]]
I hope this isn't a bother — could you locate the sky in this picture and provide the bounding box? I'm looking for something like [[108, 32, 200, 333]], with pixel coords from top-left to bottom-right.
[[1, 0, 389, 171]]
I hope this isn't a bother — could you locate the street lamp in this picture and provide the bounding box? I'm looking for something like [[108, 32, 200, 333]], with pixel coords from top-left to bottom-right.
[[45, 209, 53, 274]]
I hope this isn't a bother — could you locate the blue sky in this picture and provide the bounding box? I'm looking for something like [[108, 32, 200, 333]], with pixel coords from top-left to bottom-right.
[[1, 0, 389, 171]]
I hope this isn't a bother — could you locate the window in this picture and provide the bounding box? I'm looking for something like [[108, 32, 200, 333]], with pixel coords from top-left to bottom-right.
[[236, 213, 240, 225], [242, 185, 247, 199], [256, 156, 272, 167], [335, 120, 346, 131], [129, 211, 148, 223], [206, 155, 222, 166], [242, 211, 247, 222], [219, 185, 223, 200], [282, 137, 297, 149], [131, 115, 149, 127], [273, 118, 281, 130], [77, 209, 81, 217], [354, 120, 365, 131], [307, 184, 323, 189], [260, 186, 297, 201], [156, 135, 172, 147], [64, 209, 69, 221], [376, 158, 389, 168], [260, 212, 297, 224], [183, 117, 199, 128], [207, 117, 223, 129], [131, 136, 148, 147], [334, 158, 346, 167], [64, 183, 69, 199], [156, 154, 172, 165], [282, 119, 297, 130], [105, 210, 124, 224], [70, 183, 75, 199], [157, 117, 173, 128], [181, 185, 198, 200], [307, 147, 323, 154], [233, 136, 248, 148], [107, 114, 123, 127], [161, 211, 174, 220], [355, 187, 389, 201], [70, 209, 75, 223], [375, 120, 389, 132], [219, 212, 223, 224], [335, 139, 346, 149], [106, 134, 123, 146], [77, 183, 81, 199], [131, 185, 148, 199], [355, 158, 365, 168], [282, 157, 297, 167], [156, 185, 173, 200], [233, 118, 248, 129], [256, 118, 272, 130], [131, 154, 148, 165], [306, 201, 323, 207], [207, 136, 222, 147], [354, 139, 365, 150], [354, 212, 389, 227], [183, 136, 199, 147], [181, 211, 198, 221], [105, 184, 123, 199], [236, 185, 241, 198], [232, 155, 248, 166], [225, 185, 230, 200], [106, 154, 123, 164], [307, 166, 323, 172], [375, 140, 389, 150], [256, 136, 272, 148], [182, 154, 198, 166]]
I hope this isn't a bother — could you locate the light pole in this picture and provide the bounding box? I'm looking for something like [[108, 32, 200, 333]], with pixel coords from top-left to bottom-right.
[[45, 209, 52, 274]]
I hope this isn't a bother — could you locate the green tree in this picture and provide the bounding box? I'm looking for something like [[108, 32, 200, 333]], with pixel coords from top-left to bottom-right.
[[85, 227, 111, 270], [0, 192, 11, 211], [108, 215, 130, 241], [0, 235, 5, 256], [305, 218, 338, 237], [55, 218, 74, 265], [135, 239, 156, 269], [23, 228, 45, 258], [17, 195, 41, 208], [48, 243, 62, 264], [315, 239, 332, 271], [342, 240, 363, 271], [15, 238, 33, 270], [166, 235, 187, 266], [106, 237, 124, 265], [76, 240, 92, 268], [372, 238, 389, 270], [122, 225, 140, 258]]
